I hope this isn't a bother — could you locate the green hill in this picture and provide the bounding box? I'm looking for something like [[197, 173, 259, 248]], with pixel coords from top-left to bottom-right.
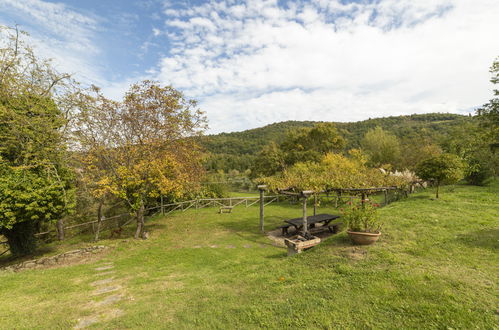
[[200, 113, 469, 172]]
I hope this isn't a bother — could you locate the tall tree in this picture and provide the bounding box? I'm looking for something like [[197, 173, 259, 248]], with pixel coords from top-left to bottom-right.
[[476, 57, 498, 151], [280, 122, 345, 165], [250, 142, 285, 178], [75, 81, 207, 239], [361, 126, 401, 169], [0, 26, 75, 255], [252, 122, 345, 177]]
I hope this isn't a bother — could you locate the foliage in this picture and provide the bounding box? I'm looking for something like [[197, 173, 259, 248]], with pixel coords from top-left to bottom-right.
[[399, 140, 442, 170], [442, 119, 498, 185], [261, 152, 411, 192], [251, 123, 344, 178], [250, 142, 285, 178], [280, 122, 345, 165], [416, 153, 465, 198], [341, 201, 381, 233], [361, 126, 401, 168], [75, 81, 207, 238], [199, 113, 467, 173], [0, 26, 75, 255], [476, 57, 499, 151], [459, 57, 499, 185], [205, 153, 255, 172]]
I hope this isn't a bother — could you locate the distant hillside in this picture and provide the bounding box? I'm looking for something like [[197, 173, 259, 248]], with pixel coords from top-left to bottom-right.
[[199, 113, 469, 172]]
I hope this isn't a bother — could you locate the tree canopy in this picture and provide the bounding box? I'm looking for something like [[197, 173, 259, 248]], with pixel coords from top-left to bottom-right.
[[415, 153, 465, 198], [0, 26, 75, 255], [75, 81, 207, 239], [251, 122, 345, 178], [262, 151, 411, 193], [361, 126, 401, 169]]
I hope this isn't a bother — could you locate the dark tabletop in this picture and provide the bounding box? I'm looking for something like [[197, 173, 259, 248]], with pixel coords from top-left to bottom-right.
[[285, 213, 340, 226]]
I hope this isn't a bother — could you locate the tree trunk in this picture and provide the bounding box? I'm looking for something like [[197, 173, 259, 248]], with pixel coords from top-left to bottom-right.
[[56, 218, 65, 241], [94, 201, 103, 241], [436, 182, 440, 199], [134, 202, 145, 239], [1, 221, 37, 256]]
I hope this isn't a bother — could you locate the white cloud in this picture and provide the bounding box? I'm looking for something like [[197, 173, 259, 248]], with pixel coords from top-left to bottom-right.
[[0, 0, 106, 86], [156, 0, 499, 133]]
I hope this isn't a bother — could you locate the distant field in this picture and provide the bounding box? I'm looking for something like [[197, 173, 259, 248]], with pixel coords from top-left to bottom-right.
[[0, 183, 497, 329]]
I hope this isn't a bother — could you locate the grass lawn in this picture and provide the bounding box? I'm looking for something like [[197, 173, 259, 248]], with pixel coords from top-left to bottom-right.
[[227, 191, 260, 197], [0, 183, 497, 329]]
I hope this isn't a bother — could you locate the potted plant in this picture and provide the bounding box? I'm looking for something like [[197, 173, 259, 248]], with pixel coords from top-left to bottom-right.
[[341, 201, 382, 245]]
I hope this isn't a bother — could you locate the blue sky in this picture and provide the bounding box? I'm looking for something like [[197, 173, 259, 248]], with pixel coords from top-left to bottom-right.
[[0, 0, 498, 133]]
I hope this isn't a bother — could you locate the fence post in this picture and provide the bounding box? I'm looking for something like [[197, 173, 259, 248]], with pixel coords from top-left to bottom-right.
[[161, 195, 164, 215], [258, 185, 267, 232]]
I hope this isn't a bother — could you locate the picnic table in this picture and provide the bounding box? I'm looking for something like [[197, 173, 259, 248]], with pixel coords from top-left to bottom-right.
[[280, 213, 341, 235]]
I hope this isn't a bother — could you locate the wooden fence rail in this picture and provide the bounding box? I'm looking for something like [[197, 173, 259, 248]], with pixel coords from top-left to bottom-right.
[[33, 195, 283, 239], [29, 187, 417, 242]]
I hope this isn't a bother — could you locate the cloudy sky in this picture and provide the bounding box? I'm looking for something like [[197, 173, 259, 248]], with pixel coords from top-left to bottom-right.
[[0, 0, 498, 133]]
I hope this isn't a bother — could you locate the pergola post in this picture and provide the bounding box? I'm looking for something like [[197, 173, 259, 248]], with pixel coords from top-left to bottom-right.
[[301, 191, 314, 237], [313, 194, 317, 216], [302, 196, 308, 236], [258, 185, 267, 232]]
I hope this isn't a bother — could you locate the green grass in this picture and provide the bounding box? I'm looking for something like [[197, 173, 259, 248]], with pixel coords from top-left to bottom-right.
[[0, 183, 498, 329], [227, 191, 260, 197]]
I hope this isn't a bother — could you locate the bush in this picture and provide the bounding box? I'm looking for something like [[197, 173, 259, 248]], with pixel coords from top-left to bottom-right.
[[416, 153, 465, 198], [341, 201, 381, 233]]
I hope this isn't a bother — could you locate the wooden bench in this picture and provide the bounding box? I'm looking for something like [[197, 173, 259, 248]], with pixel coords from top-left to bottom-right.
[[219, 206, 233, 214], [279, 223, 293, 235], [280, 222, 343, 235], [279, 214, 343, 236], [327, 222, 343, 234]]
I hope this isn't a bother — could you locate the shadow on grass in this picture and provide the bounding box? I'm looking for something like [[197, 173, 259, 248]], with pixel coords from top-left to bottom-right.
[[0, 245, 56, 266], [265, 251, 286, 259], [455, 228, 499, 251], [218, 220, 266, 244]]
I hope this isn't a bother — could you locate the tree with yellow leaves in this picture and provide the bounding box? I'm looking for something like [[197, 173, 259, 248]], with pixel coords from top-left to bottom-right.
[[75, 81, 207, 239]]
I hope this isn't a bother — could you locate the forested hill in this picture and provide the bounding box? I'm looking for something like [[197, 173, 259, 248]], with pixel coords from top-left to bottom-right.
[[199, 113, 469, 171]]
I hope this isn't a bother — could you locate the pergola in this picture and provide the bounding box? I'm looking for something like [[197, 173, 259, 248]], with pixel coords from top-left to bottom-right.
[[258, 185, 399, 236]]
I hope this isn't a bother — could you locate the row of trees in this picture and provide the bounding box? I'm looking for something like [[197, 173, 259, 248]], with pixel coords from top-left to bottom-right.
[[0, 27, 208, 255], [254, 59, 498, 196]]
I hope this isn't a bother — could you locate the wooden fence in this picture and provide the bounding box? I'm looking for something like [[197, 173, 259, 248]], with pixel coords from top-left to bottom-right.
[[32, 195, 283, 240], [34, 188, 413, 240], [0, 185, 422, 257]]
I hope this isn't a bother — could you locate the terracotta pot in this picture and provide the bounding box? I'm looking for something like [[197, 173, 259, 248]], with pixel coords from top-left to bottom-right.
[[347, 230, 381, 245]]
